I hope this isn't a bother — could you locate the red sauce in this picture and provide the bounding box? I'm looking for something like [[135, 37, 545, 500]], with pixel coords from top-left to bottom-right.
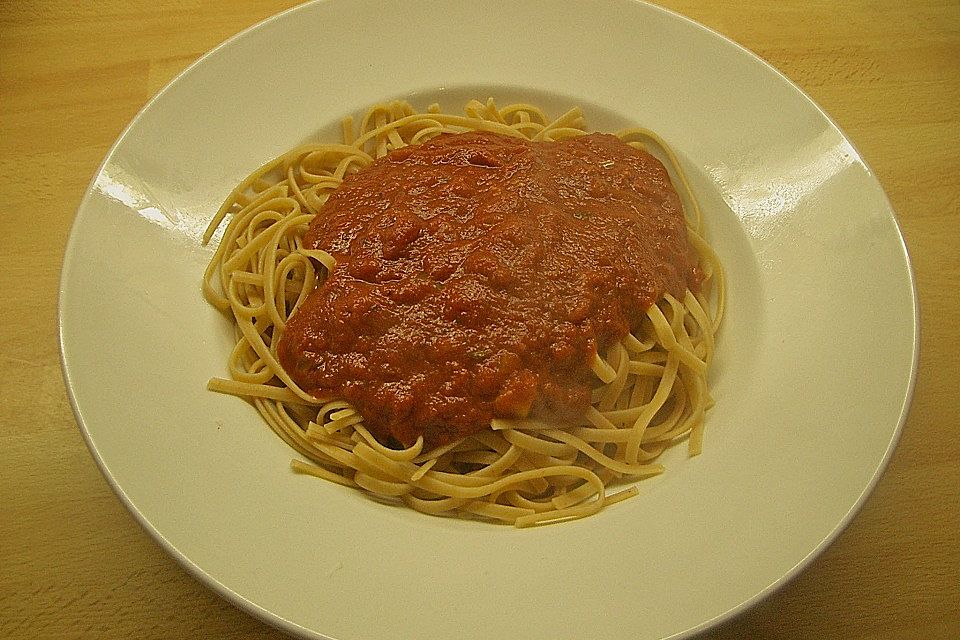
[[278, 131, 699, 448]]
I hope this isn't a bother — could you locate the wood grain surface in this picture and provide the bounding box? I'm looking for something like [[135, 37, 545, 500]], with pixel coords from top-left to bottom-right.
[[1, 1, 957, 638]]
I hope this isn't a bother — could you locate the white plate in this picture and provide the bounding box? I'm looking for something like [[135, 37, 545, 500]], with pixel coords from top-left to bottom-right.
[[59, 1, 918, 639]]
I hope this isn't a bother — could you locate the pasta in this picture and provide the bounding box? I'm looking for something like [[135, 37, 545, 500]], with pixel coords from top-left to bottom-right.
[[202, 98, 724, 527]]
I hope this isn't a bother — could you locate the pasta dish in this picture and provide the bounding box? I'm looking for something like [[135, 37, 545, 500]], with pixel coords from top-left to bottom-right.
[[202, 98, 724, 526]]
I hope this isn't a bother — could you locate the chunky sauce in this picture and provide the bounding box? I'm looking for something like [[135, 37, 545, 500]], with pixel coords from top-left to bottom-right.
[[278, 131, 699, 448]]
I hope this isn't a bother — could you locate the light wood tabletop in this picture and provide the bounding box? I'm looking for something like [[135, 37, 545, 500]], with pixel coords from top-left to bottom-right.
[[2, 1, 957, 638]]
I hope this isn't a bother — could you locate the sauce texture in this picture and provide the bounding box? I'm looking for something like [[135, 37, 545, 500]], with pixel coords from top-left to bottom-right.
[[278, 131, 699, 448]]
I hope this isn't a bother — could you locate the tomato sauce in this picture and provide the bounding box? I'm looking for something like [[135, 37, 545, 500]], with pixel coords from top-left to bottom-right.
[[278, 131, 699, 448]]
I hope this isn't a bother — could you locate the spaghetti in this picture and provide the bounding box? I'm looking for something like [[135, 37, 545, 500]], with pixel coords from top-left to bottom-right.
[[202, 98, 724, 527]]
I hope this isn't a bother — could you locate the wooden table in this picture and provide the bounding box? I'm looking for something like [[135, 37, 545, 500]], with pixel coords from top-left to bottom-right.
[[2, 1, 957, 638]]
